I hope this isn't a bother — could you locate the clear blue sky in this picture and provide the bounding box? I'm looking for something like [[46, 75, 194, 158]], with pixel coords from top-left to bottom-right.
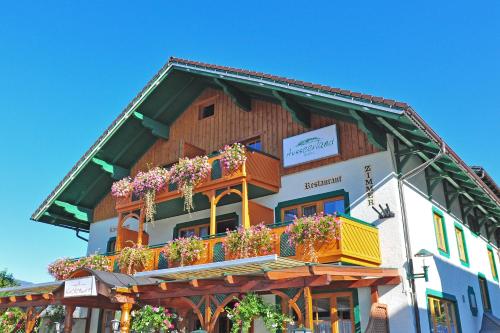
[[0, 1, 498, 283]]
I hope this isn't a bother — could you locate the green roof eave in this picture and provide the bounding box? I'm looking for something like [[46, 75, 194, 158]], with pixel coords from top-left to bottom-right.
[[31, 57, 499, 232]]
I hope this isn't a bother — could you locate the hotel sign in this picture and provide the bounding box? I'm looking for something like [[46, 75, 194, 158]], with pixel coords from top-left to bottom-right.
[[283, 125, 339, 167], [64, 276, 97, 298]]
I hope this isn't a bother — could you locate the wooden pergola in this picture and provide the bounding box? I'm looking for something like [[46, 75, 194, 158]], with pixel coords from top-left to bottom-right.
[[0, 256, 401, 333]]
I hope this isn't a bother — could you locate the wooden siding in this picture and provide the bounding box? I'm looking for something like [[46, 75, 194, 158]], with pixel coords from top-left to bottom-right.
[[94, 88, 378, 221]]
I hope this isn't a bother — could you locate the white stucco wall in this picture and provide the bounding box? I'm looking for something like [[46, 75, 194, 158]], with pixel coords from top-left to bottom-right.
[[403, 180, 500, 333]]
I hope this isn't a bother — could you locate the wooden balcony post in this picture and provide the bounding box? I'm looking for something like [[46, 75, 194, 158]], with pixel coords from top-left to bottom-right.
[[241, 178, 250, 229], [209, 190, 217, 235], [63, 304, 75, 333], [137, 209, 145, 246], [115, 213, 124, 251], [120, 303, 133, 333], [303, 287, 314, 332]]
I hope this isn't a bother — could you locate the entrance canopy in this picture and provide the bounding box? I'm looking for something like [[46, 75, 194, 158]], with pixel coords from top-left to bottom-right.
[[0, 256, 400, 309]]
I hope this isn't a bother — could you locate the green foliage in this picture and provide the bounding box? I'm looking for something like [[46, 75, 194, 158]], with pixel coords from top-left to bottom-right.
[[43, 305, 65, 325], [131, 305, 177, 332], [225, 293, 293, 333], [0, 307, 25, 332], [0, 269, 19, 288]]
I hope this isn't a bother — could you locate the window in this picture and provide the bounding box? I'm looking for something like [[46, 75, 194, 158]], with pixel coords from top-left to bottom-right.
[[433, 209, 449, 257], [200, 104, 215, 119], [312, 292, 354, 333], [176, 216, 238, 238], [427, 295, 460, 333], [478, 275, 491, 312], [487, 246, 498, 281], [454, 224, 469, 266], [244, 138, 262, 151], [281, 196, 345, 222]]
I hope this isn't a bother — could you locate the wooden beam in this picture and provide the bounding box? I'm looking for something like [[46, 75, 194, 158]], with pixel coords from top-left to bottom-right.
[[272, 90, 311, 128], [224, 275, 235, 285], [214, 78, 251, 111], [348, 109, 387, 150], [91, 157, 129, 180], [53, 200, 93, 222], [133, 112, 169, 139]]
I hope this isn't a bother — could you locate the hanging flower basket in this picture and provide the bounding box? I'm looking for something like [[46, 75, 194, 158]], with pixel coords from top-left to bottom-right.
[[224, 223, 274, 259], [170, 156, 211, 212], [48, 254, 111, 280], [285, 213, 341, 263], [161, 236, 205, 266], [132, 167, 169, 223], [131, 305, 177, 333], [225, 293, 293, 333], [116, 244, 152, 274], [219, 142, 247, 175]]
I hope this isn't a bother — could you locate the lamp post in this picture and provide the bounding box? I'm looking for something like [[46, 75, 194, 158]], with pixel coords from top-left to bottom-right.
[[111, 319, 121, 333], [408, 249, 433, 282]]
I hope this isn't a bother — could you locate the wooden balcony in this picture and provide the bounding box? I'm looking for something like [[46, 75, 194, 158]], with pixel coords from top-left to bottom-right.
[[107, 215, 382, 274], [115, 149, 281, 214]]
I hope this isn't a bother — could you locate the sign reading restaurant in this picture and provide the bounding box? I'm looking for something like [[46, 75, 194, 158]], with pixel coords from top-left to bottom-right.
[[283, 124, 339, 167], [64, 276, 97, 298]]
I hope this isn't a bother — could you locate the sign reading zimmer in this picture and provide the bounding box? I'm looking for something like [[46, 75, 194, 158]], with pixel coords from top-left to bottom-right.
[[64, 276, 97, 298], [283, 124, 339, 167]]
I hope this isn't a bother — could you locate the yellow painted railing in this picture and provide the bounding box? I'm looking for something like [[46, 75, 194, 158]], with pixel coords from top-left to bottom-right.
[[107, 216, 381, 272]]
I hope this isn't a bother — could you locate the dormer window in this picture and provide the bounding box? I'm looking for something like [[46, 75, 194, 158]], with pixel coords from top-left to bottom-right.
[[200, 104, 215, 119]]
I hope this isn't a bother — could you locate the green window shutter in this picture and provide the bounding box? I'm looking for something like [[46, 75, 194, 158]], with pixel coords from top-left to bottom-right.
[[168, 182, 178, 192], [158, 252, 168, 269], [213, 242, 225, 262], [113, 260, 120, 273], [211, 159, 222, 180], [280, 233, 296, 257]]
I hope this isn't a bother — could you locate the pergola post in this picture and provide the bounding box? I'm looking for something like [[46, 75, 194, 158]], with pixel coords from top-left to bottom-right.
[[64, 304, 75, 333], [303, 287, 314, 332], [120, 303, 133, 333]]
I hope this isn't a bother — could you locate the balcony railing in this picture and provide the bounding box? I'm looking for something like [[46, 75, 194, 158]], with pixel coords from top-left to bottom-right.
[[115, 149, 281, 213], [107, 215, 382, 273]]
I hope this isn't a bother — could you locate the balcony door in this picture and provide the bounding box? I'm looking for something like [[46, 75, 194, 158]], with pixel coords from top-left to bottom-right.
[[312, 292, 354, 333]]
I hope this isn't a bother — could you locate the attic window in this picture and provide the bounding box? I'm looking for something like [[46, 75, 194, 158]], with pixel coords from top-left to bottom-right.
[[200, 104, 215, 119]]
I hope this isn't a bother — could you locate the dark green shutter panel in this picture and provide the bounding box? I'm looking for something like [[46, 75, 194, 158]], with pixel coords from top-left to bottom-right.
[[168, 182, 178, 192], [211, 160, 222, 180], [113, 260, 120, 273], [280, 233, 296, 257], [213, 242, 225, 262], [158, 252, 168, 269]]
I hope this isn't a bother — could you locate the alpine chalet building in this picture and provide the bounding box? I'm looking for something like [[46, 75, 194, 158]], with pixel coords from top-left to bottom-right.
[[1, 57, 499, 333]]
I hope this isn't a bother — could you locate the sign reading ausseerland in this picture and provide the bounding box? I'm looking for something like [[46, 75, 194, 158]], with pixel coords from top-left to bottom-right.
[[283, 125, 339, 167]]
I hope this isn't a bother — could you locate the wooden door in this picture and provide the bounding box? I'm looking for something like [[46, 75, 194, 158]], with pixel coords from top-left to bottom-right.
[[312, 292, 354, 333]]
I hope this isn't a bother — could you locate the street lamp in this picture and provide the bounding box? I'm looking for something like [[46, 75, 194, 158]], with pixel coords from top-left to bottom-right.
[[111, 319, 120, 333], [408, 249, 433, 282]]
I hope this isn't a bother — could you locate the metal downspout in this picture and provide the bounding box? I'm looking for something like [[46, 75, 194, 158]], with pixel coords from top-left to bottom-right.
[[395, 141, 446, 333]]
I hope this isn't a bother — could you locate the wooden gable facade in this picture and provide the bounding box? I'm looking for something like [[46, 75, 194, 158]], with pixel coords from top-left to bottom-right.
[[94, 87, 378, 222]]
